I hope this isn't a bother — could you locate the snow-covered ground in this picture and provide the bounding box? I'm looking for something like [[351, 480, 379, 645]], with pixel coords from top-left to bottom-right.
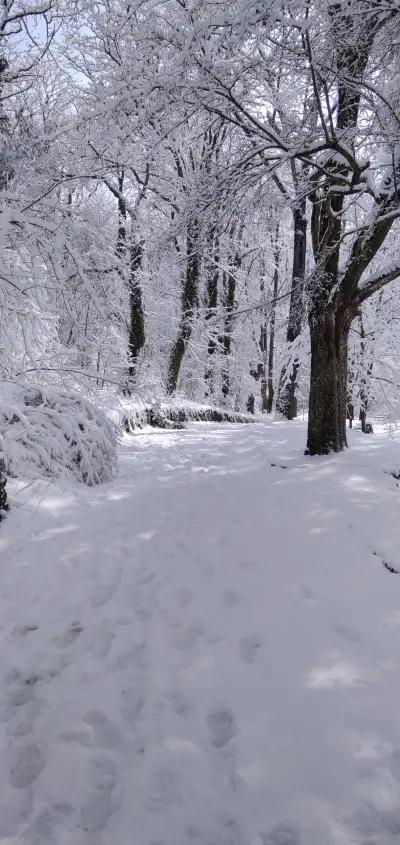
[[1, 419, 400, 845]]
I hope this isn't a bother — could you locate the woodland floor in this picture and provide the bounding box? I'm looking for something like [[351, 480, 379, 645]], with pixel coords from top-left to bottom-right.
[[1, 419, 400, 845]]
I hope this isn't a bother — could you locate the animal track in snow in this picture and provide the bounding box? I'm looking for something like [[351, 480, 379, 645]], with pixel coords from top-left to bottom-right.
[[206, 707, 238, 749]]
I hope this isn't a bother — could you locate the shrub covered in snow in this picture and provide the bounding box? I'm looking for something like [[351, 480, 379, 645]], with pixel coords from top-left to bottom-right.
[[0, 384, 117, 485], [121, 397, 255, 431]]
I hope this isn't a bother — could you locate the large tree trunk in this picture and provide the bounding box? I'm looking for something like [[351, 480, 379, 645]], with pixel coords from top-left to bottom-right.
[[221, 247, 239, 400], [108, 171, 146, 388], [307, 307, 350, 455], [266, 319, 275, 413], [205, 233, 219, 398], [128, 242, 145, 378], [266, 243, 279, 412], [167, 220, 199, 394], [259, 320, 268, 412], [276, 202, 306, 418]]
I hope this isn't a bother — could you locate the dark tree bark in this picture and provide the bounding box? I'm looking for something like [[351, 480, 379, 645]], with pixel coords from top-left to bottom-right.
[[221, 243, 240, 400], [205, 232, 219, 397], [0, 57, 11, 516], [266, 301, 276, 413], [307, 307, 351, 454], [0, 457, 8, 519], [304, 4, 397, 454], [261, 225, 281, 414], [358, 317, 368, 433], [167, 219, 199, 394], [259, 318, 268, 412], [128, 242, 145, 377], [276, 200, 306, 418], [106, 171, 146, 385]]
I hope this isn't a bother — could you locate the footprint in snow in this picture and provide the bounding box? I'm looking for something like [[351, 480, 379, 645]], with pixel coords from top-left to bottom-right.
[[6, 698, 43, 740], [300, 584, 316, 602], [166, 689, 192, 717], [222, 589, 242, 607], [26, 803, 73, 845], [238, 636, 261, 664], [175, 588, 194, 607], [56, 621, 83, 648], [3, 668, 44, 719], [91, 569, 122, 608], [200, 562, 215, 578], [109, 642, 146, 673], [136, 568, 158, 586], [206, 708, 238, 749], [259, 824, 300, 844], [59, 729, 93, 747], [350, 802, 400, 837], [81, 756, 119, 833], [89, 621, 114, 659], [170, 623, 203, 650], [147, 765, 180, 812], [332, 621, 363, 644], [12, 623, 39, 637], [81, 787, 114, 832], [9, 742, 46, 789], [84, 709, 122, 750], [134, 605, 154, 623], [120, 687, 145, 730], [6, 678, 36, 708], [88, 755, 118, 790]]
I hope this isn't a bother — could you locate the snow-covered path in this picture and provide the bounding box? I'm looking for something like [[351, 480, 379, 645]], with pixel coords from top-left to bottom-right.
[[1, 420, 400, 845]]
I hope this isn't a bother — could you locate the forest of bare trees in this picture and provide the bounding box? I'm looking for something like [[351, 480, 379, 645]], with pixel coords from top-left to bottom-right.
[[0, 0, 400, 509], [2, 6, 400, 843]]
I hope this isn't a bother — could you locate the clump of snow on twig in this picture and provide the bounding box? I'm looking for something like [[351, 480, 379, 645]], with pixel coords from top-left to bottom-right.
[[0, 383, 117, 485]]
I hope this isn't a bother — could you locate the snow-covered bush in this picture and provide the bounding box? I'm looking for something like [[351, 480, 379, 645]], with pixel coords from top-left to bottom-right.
[[120, 396, 256, 431], [0, 384, 117, 485]]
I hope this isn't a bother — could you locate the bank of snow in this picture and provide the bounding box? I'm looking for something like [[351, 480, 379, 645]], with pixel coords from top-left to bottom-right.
[[1, 419, 400, 845]]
